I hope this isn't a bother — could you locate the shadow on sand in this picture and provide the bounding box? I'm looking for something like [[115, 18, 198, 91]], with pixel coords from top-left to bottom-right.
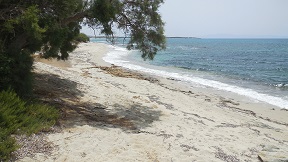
[[33, 72, 161, 132]]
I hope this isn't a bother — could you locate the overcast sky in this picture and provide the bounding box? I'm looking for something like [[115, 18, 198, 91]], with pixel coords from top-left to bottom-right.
[[81, 0, 288, 38]]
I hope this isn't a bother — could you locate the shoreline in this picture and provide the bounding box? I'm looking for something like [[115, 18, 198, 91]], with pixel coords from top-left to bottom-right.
[[99, 42, 288, 121], [18, 42, 288, 161], [102, 43, 288, 110]]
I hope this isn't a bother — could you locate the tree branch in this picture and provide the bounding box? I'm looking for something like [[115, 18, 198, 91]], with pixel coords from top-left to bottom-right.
[[61, 11, 88, 26]]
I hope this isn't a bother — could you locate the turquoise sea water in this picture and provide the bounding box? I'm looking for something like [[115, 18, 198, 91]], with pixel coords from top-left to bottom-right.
[[92, 38, 288, 108]]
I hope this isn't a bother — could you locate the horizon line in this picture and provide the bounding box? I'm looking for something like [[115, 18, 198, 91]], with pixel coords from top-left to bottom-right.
[[88, 35, 288, 39]]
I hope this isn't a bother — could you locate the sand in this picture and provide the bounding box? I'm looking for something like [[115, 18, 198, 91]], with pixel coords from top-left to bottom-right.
[[17, 42, 288, 162]]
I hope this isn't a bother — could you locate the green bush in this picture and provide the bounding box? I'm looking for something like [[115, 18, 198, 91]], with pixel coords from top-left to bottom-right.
[[75, 33, 90, 43], [0, 90, 59, 161], [0, 50, 34, 97]]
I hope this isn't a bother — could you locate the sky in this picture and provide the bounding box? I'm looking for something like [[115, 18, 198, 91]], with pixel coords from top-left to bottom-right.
[[81, 0, 288, 38]]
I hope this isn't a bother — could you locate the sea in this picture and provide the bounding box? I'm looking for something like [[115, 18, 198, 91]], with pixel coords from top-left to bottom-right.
[[91, 38, 288, 109]]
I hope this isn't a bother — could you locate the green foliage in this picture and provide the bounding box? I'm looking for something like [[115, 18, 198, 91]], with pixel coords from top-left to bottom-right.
[[75, 33, 90, 43], [0, 0, 165, 95], [0, 1, 165, 160], [0, 90, 59, 161], [0, 4, 45, 97], [0, 134, 16, 162], [84, 0, 166, 60], [88, 0, 122, 35], [115, 0, 166, 60], [0, 50, 34, 97]]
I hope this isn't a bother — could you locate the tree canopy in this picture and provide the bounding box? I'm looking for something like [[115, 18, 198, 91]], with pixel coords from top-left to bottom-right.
[[0, 0, 166, 96]]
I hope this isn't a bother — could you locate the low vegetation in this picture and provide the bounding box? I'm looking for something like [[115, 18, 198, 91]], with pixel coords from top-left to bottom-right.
[[0, 90, 59, 161], [75, 33, 90, 43]]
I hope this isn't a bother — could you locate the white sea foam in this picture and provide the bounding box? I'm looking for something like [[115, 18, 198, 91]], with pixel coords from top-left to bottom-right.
[[103, 46, 288, 109]]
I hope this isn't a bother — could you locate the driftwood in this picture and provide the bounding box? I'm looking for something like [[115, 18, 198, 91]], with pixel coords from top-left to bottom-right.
[[257, 155, 264, 162]]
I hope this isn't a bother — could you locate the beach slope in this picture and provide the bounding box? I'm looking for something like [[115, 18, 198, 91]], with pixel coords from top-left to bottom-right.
[[18, 43, 288, 162]]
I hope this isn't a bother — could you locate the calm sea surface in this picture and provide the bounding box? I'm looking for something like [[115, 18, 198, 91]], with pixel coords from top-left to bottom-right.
[[92, 38, 288, 108]]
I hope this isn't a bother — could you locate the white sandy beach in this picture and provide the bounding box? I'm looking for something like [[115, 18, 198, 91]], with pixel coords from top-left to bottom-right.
[[18, 42, 288, 162]]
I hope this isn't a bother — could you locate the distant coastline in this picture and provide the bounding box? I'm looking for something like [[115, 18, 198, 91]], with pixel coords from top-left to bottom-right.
[[88, 35, 200, 39], [88, 36, 288, 39]]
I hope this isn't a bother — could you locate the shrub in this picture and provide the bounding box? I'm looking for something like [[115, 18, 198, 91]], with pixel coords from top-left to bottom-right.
[[75, 33, 90, 43], [0, 90, 59, 161]]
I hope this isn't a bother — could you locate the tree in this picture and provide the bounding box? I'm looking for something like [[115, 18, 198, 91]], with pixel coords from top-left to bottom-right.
[[0, 0, 166, 96]]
